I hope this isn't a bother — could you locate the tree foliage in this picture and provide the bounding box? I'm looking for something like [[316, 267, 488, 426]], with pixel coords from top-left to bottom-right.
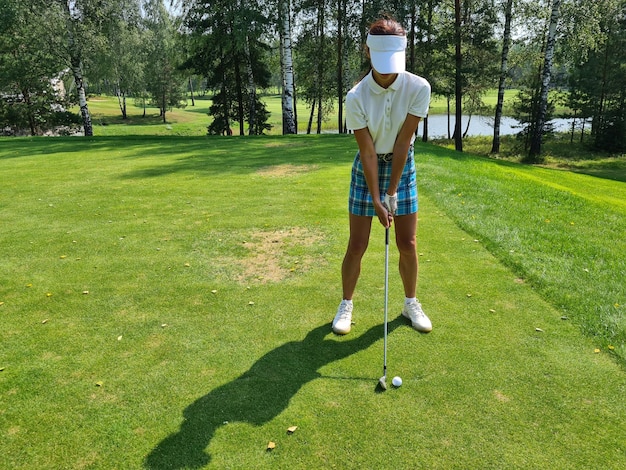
[[183, 0, 272, 135], [0, 0, 624, 153], [143, 0, 187, 123], [0, 0, 79, 135], [566, 0, 626, 152]]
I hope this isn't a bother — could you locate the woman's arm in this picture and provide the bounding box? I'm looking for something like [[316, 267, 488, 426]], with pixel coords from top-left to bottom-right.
[[353, 127, 391, 227], [387, 114, 421, 196]]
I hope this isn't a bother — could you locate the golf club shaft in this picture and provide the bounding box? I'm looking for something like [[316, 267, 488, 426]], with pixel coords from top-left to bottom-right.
[[383, 227, 389, 379]]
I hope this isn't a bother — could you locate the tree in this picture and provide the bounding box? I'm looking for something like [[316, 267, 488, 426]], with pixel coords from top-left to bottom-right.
[[143, 0, 187, 124], [491, 0, 514, 154], [183, 0, 272, 135], [565, 0, 625, 152], [0, 0, 78, 135], [47, 0, 120, 136], [528, 0, 561, 160], [279, 0, 297, 134], [454, 0, 463, 151], [408, 0, 439, 142], [295, 0, 337, 134], [106, 1, 145, 120]]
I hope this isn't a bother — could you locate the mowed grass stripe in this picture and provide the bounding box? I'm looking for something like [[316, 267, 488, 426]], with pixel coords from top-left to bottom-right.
[[414, 144, 626, 364]]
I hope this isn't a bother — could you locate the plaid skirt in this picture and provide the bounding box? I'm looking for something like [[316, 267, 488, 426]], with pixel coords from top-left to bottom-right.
[[348, 148, 418, 217]]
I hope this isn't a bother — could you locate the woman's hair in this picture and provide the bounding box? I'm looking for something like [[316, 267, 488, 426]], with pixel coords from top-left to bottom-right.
[[368, 17, 405, 36]]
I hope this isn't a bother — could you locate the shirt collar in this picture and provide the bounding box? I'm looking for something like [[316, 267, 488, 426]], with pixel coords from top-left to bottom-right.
[[366, 70, 405, 94]]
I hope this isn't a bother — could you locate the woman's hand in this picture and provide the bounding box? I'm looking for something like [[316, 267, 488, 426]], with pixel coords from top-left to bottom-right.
[[383, 192, 398, 215], [374, 200, 393, 228]]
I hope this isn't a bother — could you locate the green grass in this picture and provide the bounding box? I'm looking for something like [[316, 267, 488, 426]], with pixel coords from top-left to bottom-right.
[[435, 134, 626, 182], [86, 94, 341, 136], [0, 134, 625, 469], [85, 89, 576, 139], [416, 145, 626, 357]]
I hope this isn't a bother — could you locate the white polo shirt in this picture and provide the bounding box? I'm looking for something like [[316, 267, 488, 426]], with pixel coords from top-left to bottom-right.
[[345, 71, 431, 154]]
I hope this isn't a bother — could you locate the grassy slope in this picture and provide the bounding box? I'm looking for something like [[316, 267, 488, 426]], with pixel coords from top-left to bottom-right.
[[415, 145, 626, 359], [0, 135, 624, 469]]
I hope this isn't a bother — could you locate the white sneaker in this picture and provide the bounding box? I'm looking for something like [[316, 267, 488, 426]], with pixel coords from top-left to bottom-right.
[[402, 299, 432, 332], [332, 300, 353, 335]]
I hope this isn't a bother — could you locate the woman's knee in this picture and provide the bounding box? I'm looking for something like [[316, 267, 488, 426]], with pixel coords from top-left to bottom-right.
[[347, 236, 369, 257], [395, 234, 416, 254]]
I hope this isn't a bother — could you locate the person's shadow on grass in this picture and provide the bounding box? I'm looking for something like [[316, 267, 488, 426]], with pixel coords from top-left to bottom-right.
[[144, 316, 404, 469]]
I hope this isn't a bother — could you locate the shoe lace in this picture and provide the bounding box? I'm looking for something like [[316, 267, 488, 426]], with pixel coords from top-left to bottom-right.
[[406, 301, 424, 318], [337, 302, 352, 320]]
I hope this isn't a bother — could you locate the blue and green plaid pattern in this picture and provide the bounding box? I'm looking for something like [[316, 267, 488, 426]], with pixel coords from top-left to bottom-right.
[[348, 149, 417, 216]]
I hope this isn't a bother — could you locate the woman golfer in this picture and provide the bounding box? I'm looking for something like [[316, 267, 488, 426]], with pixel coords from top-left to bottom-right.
[[332, 17, 432, 335]]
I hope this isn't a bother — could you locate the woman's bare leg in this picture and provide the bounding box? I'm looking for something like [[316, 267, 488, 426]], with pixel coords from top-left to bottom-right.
[[394, 213, 418, 298], [341, 214, 373, 299]]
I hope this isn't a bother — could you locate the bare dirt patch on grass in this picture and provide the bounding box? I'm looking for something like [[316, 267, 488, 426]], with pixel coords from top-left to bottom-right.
[[256, 164, 318, 177], [237, 227, 325, 283]]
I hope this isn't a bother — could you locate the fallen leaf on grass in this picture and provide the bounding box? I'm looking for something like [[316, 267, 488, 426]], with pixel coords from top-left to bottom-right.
[[594, 349, 600, 353], [608, 345, 615, 350], [287, 426, 298, 434], [42, 319, 48, 324], [248, 301, 255, 306], [535, 328, 544, 333], [267, 441, 276, 451], [95, 381, 104, 387], [117, 335, 123, 341], [46, 293, 53, 297]]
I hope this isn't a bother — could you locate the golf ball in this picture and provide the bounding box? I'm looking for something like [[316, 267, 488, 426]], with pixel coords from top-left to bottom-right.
[[392, 376, 402, 387]]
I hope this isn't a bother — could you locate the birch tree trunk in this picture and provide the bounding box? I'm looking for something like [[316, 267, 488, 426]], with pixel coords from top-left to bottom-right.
[[454, 0, 463, 152], [189, 77, 195, 106], [529, 0, 561, 160], [280, 0, 297, 134], [63, 2, 93, 137], [70, 54, 93, 136], [116, 81, 127, 119], [491, 0, 513, 154]]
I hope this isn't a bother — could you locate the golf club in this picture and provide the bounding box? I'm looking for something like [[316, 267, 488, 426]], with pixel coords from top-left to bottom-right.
[[378, 226, 390, 391]]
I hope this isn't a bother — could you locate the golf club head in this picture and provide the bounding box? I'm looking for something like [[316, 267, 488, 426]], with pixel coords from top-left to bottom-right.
[[378, 376, 388, 391]]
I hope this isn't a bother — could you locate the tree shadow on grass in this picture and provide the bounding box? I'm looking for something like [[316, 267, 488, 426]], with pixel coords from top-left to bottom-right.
[[144, 317, 404, 469]]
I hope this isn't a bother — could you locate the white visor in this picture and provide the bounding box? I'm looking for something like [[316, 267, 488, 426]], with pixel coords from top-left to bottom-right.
[[366, 34, 407, 74]]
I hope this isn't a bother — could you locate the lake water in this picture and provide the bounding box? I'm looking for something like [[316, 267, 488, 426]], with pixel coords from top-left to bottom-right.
[[419, 114, 577, 138]]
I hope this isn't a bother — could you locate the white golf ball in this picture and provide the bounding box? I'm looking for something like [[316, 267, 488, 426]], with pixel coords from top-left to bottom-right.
[[392, 376, 402, 387]]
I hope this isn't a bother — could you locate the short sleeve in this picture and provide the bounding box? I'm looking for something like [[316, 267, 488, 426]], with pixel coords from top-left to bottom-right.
[[345, 91, 367, 131], [408, 80, 431, 118]]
